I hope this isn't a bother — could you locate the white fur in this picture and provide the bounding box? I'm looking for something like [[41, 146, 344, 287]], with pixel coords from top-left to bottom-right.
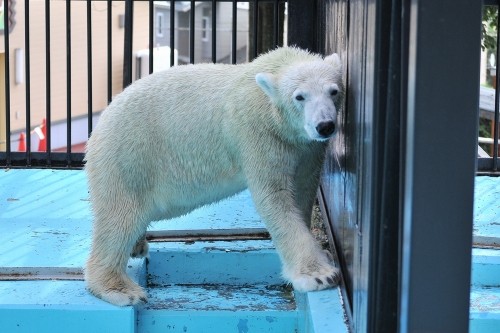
[[85, 47, 344, 306]]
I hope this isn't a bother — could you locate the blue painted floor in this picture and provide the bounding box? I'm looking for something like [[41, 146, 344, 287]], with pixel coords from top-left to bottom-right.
[[1, 169, 499, 332], [0, 169, 347, 333]]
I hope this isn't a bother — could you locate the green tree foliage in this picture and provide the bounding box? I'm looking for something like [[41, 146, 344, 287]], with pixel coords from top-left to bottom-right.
[[483, 6, 498, 51]]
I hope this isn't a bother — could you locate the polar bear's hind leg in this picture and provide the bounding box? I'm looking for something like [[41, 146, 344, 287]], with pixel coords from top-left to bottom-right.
[[85, 194, 150, 306]]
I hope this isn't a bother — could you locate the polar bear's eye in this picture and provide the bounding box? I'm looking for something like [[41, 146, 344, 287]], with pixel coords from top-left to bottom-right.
[[330, 89, 338, 96], [295, 95, 305, 101]]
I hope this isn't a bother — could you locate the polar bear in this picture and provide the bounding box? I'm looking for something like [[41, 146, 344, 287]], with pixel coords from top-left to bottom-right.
[[85, 47, 343, 306]]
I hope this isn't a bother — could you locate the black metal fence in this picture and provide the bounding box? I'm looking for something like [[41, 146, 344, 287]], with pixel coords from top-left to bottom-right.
[[0, 0, 286, 169]]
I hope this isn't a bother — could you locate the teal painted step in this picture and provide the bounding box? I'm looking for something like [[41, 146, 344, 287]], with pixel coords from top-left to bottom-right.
[[0, 260, 146, 333], [140, 241, 348, 333], [474, 176, 500, 248], [0, 281, 135, 333], [139, 285, 299, 333], [147, 241, 282, 285], [470, 286, 500, 333], [470, 248, 500, 332], [139, 241, 300, 332], [472, 248, 500, 287]]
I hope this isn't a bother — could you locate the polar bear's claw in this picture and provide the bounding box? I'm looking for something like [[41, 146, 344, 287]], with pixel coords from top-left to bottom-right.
[[130, 237, 150, 258], [285, 262, 340, 292]]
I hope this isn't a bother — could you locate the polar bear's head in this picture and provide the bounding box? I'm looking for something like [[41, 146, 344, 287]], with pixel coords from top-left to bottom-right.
[[255, 53, 343, 142]]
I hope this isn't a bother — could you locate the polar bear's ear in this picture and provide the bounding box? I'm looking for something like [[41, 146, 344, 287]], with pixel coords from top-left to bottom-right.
[[324, 53, 342, 72], [255, 73, 277, 99]]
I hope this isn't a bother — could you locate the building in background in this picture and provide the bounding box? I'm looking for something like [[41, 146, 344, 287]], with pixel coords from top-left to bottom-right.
[[0, 1, 152, 152], [155, 1, 249, 64]]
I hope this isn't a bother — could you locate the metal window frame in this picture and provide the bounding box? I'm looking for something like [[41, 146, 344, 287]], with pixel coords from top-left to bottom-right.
[[315, 0, 482, 332]]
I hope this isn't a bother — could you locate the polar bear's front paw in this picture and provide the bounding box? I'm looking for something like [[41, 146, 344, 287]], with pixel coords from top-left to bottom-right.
[[86, 271, 148, 306], [89, 284, 148, 306], [100, 287, 148, 306], [284, 262, 340, 292]]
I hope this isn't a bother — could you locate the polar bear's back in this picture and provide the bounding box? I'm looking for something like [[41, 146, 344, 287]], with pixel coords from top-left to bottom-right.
[[92, 47, 319, 147], [85, 47, 323, 204], [85, 64, 252, 203]]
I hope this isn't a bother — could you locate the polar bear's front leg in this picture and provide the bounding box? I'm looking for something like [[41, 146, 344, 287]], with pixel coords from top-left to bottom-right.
[[246, 169, 340, 292]]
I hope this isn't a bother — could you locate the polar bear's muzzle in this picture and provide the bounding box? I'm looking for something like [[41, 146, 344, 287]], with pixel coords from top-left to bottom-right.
[[304, 119, 337, 142], [316, 121, 336, 138]]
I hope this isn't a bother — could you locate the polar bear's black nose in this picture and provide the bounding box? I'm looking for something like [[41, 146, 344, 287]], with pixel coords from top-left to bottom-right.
[[316, 121, 336, 137]]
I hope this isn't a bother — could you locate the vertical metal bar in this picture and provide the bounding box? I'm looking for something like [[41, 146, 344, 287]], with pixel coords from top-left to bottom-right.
[[149, 0, 154, 74], [170, 0, 175, 67], [493, 6, 500, 171], [66, 0, 72, 164], [3, 0, 11, 165], [107, 0, 112, 104], [273, 0, 279, 47], [287, 0, 318, 52], [231, 0, 237, 64], [123, 0, 134, 87], [24, 0, 31, 164], [45, 0, 52, 160], [211, 0, 217, 63], [366, 1, 403, 330], [190, 0, 195, 64], [87, 0, 93, 137], [253, 0, 259, 58], [400, 1, 481, 332]]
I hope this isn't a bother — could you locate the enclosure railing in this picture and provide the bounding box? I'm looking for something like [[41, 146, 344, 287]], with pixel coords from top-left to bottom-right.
[[479, 1, 500, 174], [0, 0, 286, 169]]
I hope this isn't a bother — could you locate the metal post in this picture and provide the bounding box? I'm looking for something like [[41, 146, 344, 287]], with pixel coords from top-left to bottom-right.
[[400, 1, 482, 332], [87, 0, 93, 136], [287, 0, 318, 52], [170, 0, 175, 67], [212, 0, 217, 63], [107, 0, 112, 104], [66, 0, 72, 164], [25, 0, 31, 164], [123, 0, 134, 88], [3, 0, 11, 165], [149, 0, 154, 75], [231, 0, 237, 64], [189, 0, 195, 64], [45, 0, 52, 161]]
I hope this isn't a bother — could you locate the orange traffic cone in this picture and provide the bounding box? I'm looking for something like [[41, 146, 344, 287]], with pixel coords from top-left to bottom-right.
[[36, 119, 47, 152], [18, 132, 26, 152]]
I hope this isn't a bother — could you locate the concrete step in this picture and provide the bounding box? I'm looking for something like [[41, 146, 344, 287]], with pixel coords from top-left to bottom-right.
[[470, 286, 500, 333], [0, 260, 145, 333], [138, 284, 299, 333], [146, 240, 282, 286], [140, 240, 348, 333], [470, 248, 500, 332], [138, 241, 299, 332], [471, 248, 500, 287]]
